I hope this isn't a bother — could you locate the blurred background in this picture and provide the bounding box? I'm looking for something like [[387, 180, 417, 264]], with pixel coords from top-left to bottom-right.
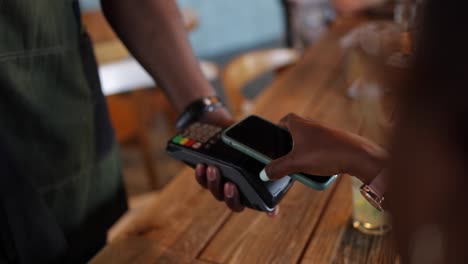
[[80, 0, 285, 59], [78, 0, 394, 203]]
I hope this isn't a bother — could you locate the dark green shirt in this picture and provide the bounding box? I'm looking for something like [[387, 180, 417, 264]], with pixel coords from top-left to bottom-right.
[[0, 1, 127, 263]]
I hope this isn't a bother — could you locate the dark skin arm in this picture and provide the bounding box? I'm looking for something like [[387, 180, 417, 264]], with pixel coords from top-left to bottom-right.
[[100, 1, 278, 241], [264, 113, 387, 184], [101, 0, 218, 112]]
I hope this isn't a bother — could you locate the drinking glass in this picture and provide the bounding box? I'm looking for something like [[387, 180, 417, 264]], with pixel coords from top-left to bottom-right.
[[351, 177, 391, 235], [344, 20, 411, 235]]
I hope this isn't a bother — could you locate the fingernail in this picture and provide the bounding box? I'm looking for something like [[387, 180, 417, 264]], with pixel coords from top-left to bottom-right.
[[207, 167, 216, 181], [269, 206, 279, 217], [195, 164, 204, 177], [260, 169, 270, 182], [225, 183, 234, 198]]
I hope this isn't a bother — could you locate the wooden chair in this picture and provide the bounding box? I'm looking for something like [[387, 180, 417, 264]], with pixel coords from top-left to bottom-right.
[[222, 48, 299, 117]]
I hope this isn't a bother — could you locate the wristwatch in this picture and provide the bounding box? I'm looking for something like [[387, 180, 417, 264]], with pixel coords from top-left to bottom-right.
[[359, 169, 387, 211], [175, 96, 224, 130]]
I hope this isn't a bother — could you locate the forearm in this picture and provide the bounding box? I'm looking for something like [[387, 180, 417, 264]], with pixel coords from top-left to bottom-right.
[[344, 133, 388, 184], [101, 0, 215, 112]]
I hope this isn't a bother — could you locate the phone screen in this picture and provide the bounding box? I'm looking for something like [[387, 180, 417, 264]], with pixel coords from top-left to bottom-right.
[[224, 116, 332, 183], [224, 116, 293, 159]]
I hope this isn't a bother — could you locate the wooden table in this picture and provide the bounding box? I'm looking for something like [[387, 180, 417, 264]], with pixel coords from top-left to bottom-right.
[[91, 18, 399, 264]]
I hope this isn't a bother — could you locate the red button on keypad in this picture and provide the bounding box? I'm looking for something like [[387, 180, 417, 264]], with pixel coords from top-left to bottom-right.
[[185, 139, 196, 147]]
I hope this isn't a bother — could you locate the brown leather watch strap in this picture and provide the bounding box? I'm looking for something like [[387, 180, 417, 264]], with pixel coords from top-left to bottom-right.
[[369, 168, 387, 198], [359, 168, 387, 211]]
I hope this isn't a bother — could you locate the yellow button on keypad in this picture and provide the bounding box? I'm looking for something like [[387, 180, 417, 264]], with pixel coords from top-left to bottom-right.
[[179, 138, 189, 145]]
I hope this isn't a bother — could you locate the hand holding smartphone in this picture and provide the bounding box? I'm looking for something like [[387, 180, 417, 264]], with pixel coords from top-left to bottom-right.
[[222, 115, 338, 190]]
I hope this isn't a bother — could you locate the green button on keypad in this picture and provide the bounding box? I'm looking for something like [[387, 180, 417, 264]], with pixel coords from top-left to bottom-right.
[[172, 135, 183, 144]]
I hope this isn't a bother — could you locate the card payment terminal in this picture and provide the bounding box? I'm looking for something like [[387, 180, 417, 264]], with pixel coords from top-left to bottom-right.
[[166, 122, 293, 212]]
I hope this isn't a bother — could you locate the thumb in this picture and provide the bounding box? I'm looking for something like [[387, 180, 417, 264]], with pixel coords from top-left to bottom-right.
[[262, 153, 298, 181]]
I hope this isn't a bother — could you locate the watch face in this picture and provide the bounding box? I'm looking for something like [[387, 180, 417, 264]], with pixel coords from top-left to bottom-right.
[[360, 185, 384, 212]]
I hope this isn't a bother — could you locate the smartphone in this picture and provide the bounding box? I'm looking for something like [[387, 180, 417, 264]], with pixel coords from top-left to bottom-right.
[[222, 115, 337, 190]]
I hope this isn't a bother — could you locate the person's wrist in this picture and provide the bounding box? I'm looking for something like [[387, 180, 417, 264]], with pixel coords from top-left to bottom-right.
[[346, 142, 387, 184], [175, 94, 228, 130], [199, 106, 234, 128], [176, 81, 216, 112]]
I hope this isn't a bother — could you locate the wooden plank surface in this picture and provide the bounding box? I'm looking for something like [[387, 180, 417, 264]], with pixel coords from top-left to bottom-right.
[[301, 177, 353, 264], [91, 17, 398, 264], [91, 169, 231, 263], [199, 184, 337, 263], [301, 177, 399, 264], [252, 37, 343, 123]]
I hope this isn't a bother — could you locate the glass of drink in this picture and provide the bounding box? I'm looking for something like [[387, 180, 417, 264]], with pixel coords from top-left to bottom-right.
[[351, 53, 395, 235], [351, 177, 391, 235], [345, 21, 411, 235]]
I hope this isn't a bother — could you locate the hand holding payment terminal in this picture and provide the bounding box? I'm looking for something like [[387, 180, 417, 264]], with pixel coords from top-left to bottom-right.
[[166, 122, 294, 212]]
